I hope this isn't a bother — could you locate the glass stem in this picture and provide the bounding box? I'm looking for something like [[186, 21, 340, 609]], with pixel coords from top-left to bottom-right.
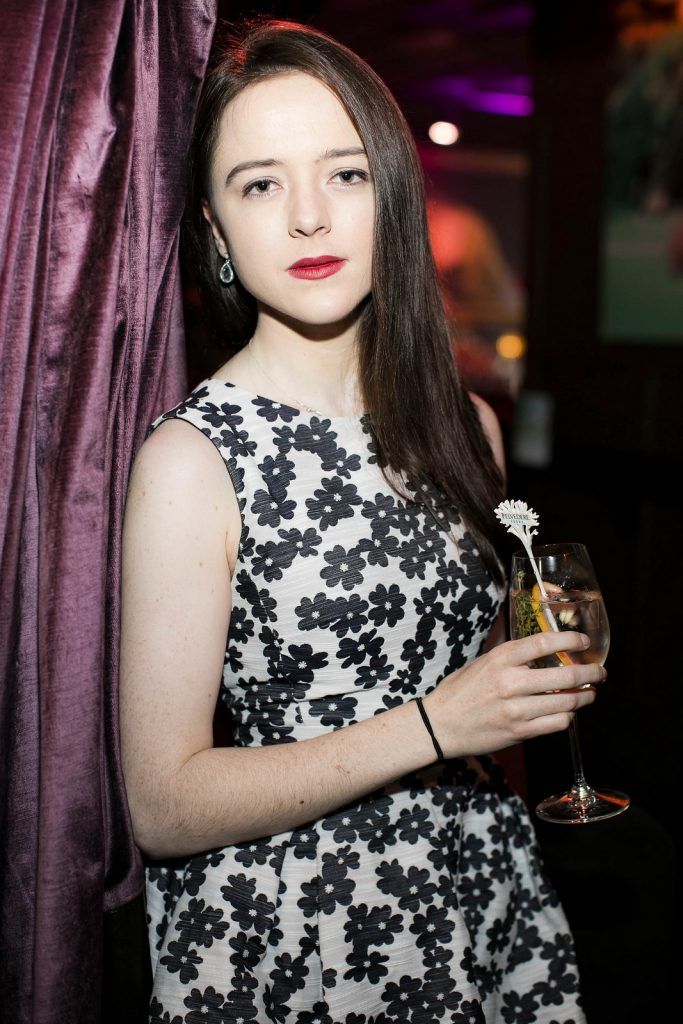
[[567, 715, 590, 796]]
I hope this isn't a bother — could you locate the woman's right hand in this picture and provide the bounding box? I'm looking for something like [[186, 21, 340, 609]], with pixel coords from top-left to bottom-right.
[[421, 631, 606, 760]]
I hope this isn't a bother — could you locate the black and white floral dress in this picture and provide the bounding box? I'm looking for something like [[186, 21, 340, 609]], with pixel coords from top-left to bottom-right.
[[143, 377, 585, 1024]]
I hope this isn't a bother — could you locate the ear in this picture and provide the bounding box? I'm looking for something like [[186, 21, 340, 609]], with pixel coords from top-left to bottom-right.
[[201, 199, 228, 255]]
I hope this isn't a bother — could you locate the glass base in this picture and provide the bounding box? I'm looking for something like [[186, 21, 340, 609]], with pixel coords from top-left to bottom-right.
[[536, 785, 631, 824]]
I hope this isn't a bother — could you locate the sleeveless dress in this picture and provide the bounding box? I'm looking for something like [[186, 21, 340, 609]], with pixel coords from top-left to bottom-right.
[[143, 376, 585, 1024]]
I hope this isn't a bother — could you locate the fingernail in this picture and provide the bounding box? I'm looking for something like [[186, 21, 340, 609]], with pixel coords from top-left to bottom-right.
[[581, 634, 590, 647]]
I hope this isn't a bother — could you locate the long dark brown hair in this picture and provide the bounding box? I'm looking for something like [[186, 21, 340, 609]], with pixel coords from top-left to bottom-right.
[[184, 17, 507, 587]]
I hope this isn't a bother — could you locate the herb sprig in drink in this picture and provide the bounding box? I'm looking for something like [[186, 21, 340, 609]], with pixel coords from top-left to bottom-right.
[[511, 574, 610, 669]]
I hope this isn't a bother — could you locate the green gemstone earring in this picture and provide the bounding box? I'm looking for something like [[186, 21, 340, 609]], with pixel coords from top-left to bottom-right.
[[219, 251, 235, 286]]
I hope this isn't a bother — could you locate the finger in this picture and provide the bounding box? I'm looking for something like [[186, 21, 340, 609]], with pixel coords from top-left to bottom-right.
[[509, 688, 593, 737], [504, 689, 596, 741], [518, 662, 606, 695], [523, 686, 597, 721], [522, 710, 580, 739], [506, 630, 591, 666], [503, 688, 596, 738]]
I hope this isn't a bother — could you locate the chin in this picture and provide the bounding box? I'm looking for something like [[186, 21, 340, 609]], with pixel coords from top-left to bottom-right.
[[263, 295, 368, 330]]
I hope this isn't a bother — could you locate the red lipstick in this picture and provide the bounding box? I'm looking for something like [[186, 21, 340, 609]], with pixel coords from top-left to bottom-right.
[[287, 255, 345, 280]]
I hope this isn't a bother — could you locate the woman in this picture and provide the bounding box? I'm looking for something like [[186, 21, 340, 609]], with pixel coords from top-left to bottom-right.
[[120, 18, 602, 1024]]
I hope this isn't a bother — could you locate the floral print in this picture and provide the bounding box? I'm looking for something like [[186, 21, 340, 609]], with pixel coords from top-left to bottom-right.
[[144, 378, 585, 1023]]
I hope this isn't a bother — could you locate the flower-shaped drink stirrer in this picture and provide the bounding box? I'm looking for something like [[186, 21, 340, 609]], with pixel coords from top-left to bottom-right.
[[494, 500, 560, 632]]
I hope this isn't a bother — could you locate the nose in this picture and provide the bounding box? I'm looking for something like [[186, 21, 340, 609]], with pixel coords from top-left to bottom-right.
[[287, 181, 331, 238]]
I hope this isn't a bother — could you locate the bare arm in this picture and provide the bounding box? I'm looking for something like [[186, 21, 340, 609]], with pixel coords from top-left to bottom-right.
[[119, 418, 435, 859], [469, 389, 507, 491], [469, 391, 524, 795], [120, 416, 603, 861], [469, 388, 508, 661]]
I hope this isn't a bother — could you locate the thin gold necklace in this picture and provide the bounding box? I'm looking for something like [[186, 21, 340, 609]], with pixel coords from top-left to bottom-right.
[[247, 338, 334, 416]]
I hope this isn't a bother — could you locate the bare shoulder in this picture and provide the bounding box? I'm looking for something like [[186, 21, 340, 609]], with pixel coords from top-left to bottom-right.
[[128, 416, 241, 575], [468, 391, 506, 478], [133, 415, 227, 490]]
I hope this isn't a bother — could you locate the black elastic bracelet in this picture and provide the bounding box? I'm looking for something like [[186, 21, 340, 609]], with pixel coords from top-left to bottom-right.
[[414, 696, 444, 763]]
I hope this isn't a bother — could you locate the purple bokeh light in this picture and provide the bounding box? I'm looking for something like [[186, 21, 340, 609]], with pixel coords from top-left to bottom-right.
[[423, 75, 534, 117]]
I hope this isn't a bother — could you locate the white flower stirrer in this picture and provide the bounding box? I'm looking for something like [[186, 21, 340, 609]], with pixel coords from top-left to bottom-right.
[[494, 499, 560, 632]]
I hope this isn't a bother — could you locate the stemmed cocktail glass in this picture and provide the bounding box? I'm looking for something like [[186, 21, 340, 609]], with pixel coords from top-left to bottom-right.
[[510, 542, 630, 824]]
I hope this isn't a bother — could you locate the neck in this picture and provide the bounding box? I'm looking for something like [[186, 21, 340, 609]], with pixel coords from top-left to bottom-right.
[[247, 320, 363, 417]]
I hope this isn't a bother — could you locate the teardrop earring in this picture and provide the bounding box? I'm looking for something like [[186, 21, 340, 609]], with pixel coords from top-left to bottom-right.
[[219, 251, 235, 286]]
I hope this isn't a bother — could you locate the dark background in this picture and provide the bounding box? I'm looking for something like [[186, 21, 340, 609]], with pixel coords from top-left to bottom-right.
[[181, 1, 681, 1020]]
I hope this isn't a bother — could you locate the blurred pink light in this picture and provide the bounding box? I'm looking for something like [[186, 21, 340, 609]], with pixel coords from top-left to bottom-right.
[[426, 76, 534, 117], [471, 91, 533, 117]]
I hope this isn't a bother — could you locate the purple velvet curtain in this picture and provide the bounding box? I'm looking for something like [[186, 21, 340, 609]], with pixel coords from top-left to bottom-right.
[[0, 2, 216, 1020]]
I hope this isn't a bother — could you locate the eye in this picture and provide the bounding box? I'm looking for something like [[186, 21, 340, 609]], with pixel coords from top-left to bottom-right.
[[333, 168, 370, 186], [242, 178, 277, 198]]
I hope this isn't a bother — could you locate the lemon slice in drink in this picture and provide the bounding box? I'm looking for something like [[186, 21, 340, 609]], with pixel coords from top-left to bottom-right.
[[531, 583, 574, 667]]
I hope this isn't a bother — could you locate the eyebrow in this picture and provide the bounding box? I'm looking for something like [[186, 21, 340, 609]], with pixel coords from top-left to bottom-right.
[[224, 146, 368, 187]]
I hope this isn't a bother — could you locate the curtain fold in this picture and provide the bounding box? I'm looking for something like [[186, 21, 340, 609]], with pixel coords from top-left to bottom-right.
[[0, 2, 217, 1020]]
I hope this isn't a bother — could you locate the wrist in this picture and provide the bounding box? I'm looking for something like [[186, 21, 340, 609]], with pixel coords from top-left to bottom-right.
[[384, 697, 438, 772], [414, 696, 445, 764]]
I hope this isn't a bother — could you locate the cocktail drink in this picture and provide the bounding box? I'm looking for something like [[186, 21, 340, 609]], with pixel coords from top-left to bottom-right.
[[510, 583, 609, 669], [510, 542, 630, 823]]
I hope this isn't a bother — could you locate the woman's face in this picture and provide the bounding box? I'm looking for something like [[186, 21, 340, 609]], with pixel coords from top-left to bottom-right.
[[202, 71, 375, 330]]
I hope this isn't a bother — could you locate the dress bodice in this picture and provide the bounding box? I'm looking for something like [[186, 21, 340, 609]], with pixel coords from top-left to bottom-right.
[[146, 376, 505, 748]]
